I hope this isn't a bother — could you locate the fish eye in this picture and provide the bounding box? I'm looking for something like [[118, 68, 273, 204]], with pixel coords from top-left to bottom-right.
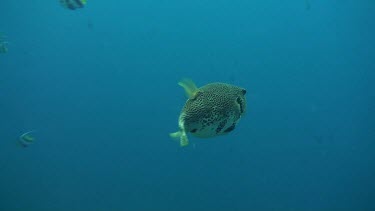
[[236, 97, 242, 104], [241, 89, 246, 95]]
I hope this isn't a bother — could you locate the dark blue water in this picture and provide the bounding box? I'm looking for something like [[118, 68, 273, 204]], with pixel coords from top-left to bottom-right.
[[1, 1, 374, 210]]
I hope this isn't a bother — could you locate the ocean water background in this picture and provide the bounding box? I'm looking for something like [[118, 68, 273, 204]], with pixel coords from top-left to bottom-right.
[[0, 0, 374, 210]]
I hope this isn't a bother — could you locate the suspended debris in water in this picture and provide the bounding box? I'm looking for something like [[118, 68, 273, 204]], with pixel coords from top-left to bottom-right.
[[0, 33, 8, 54], [305, 0, 311, 11], [87, 20, 94, 30], [59, 0, 87, 10], [18, 131, 36, 147]]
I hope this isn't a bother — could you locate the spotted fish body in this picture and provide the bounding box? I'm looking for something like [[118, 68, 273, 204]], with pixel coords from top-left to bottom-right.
[[170, 79, 247, 146]]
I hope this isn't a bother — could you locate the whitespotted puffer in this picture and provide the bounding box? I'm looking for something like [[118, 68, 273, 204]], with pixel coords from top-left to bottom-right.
[[170, 79, 247, 147]]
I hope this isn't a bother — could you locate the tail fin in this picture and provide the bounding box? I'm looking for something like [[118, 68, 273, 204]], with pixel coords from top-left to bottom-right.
[[169, 131, 189, 147]]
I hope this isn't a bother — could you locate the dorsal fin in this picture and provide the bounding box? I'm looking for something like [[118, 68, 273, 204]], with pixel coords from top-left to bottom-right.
[[178, 78, 199, 99]]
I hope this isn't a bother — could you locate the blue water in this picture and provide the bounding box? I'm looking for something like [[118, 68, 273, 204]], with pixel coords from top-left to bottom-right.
[[1, 1, 374, 210]]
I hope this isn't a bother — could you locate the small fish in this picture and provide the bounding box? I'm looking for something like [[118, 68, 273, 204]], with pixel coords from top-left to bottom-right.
[[18, 131, 36, 147], [0, 33, 8, 54], [0, 43, 8, 54], [59, 0, 87, 10]]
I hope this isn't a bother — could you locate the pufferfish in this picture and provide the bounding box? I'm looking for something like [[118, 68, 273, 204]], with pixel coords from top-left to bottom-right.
[[170, 79, 247, 146]]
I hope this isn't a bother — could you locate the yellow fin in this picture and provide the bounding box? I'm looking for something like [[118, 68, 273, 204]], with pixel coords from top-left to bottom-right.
[[169, 131, 189, 147], [180, 134, 189, 147], [178, 78, 199, 99], [170, 131, 181, 139]]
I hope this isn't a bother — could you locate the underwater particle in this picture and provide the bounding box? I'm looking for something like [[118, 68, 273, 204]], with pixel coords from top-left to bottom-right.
[[305, 0, 311, 11], [170, 78, 247, 147], [0, 33, 8, 54], [0, 43, 8, 54], [87, 20, 94, 30], [59, 0, 87, 10], [18, 131, 36, 147]]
